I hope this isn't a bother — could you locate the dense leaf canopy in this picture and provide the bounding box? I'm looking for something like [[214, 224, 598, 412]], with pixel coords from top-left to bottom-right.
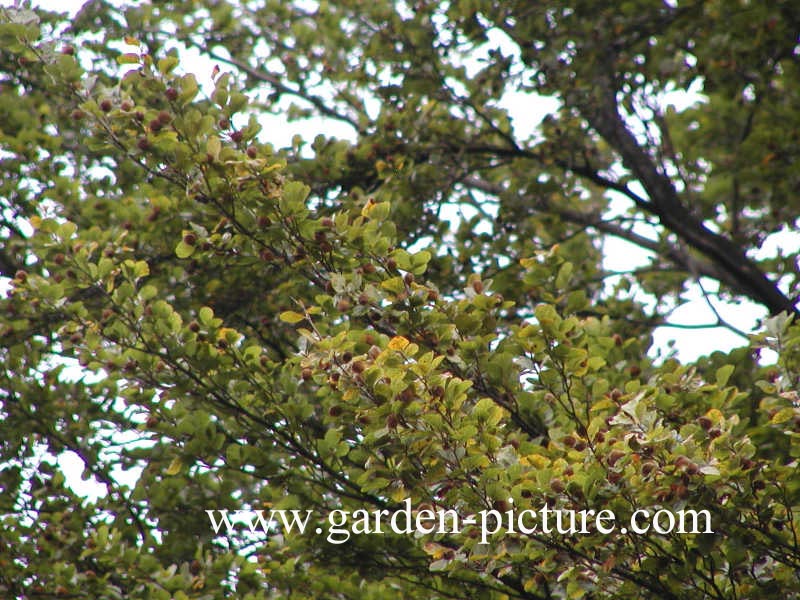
[[1, 2, 799, 599]]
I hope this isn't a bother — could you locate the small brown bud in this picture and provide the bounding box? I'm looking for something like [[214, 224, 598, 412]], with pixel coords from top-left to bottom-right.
[[672, 483, 690, 500], [100, 98, 112, 112], [696, 416, 713, 430], [157, 110, 172, 124], [607, 449, 625, 467], [165, 87, 179, 101], [492, 499, 511, 513], [230, 130, 244, 143], [218, 117, 231, 129], [182, 232, 197, 246], [301, 367, 313, 381], [674, 455, 692, 469]]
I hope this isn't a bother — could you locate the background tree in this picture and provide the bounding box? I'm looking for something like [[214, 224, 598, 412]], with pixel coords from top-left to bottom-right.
[[1, 2, 799, 599]]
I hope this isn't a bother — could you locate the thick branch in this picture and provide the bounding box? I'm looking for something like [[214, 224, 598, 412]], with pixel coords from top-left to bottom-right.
[[582, 78, 797, 317]]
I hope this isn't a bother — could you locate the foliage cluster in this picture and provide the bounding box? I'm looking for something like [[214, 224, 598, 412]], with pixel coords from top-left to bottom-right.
[[1, 2, 798, 599]]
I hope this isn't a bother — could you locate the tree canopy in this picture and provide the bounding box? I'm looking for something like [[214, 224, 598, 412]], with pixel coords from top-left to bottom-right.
[[1, 1, 799, 598]]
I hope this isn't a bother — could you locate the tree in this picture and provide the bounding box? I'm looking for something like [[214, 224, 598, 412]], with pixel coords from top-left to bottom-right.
[[1, 1, 799, 598]]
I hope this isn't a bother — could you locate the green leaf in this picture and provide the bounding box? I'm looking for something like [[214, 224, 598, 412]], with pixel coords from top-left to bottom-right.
[[175, 241, 195, 258], [198, 306, 214, 325], [715, 364, 734, 387]]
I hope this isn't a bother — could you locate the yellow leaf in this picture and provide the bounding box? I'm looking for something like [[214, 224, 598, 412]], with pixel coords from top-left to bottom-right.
[[207, 136, 221, 160], [165, 457, 182, 476], [388, 336, 410, 351], [521, 454, 550, 469], [117, 52, 140, 65], [279, 311, 305, 324], [360, 197, 376, 217], [771, 407, 796, 424]]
